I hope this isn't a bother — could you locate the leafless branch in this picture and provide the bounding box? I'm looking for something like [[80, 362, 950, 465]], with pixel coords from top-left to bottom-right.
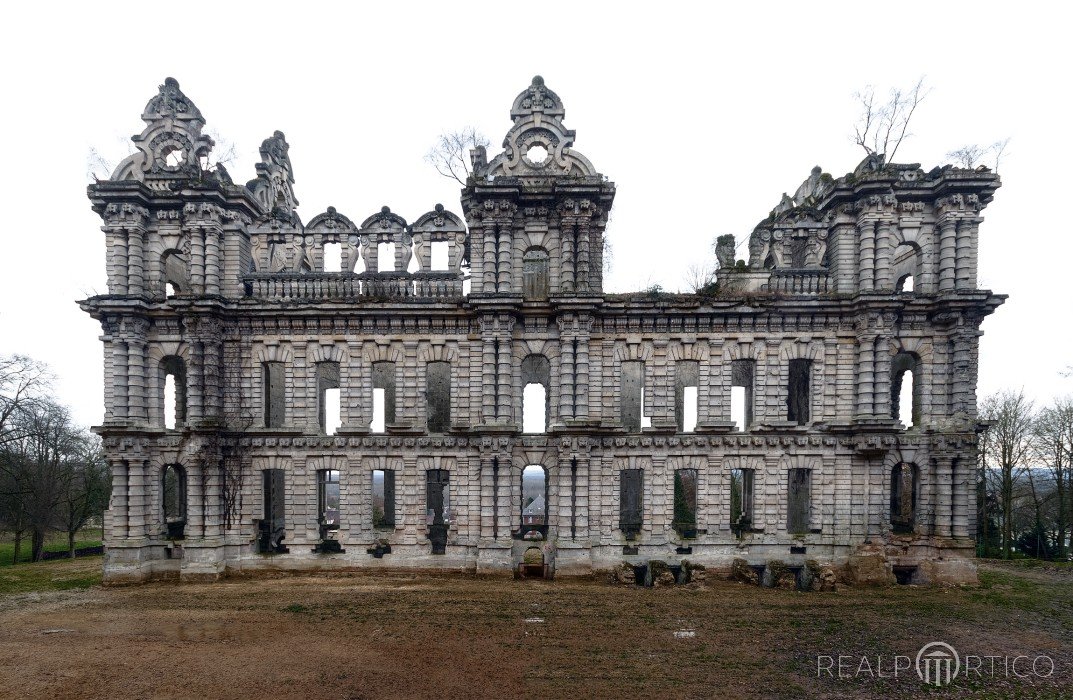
[[425, 128, 490, 185], [852, 77, 929, 162]]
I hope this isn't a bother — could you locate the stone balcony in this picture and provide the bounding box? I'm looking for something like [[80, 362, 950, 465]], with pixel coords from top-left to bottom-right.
[[244, 272, 463, 301], [766, 269, 830, 295]]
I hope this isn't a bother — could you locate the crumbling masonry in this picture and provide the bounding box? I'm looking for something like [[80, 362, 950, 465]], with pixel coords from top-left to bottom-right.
[[82, 77, 1003, 585]]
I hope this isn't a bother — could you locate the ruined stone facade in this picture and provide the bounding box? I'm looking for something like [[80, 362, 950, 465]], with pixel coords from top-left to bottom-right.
[[82, 77, 1003, 585]]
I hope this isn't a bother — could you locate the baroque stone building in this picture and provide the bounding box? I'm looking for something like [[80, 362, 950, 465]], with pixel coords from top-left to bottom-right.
[[82, 77, 1003, 585]]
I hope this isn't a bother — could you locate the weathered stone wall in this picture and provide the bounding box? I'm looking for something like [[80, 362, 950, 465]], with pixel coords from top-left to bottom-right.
[[82, 77, 1002, 586]]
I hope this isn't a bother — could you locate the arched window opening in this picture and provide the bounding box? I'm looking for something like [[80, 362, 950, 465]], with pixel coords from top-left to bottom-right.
[[162, 464, 187, 539], [371, 361, 396, 434], [522, 247, 550, 300], [323, 242, 342, 272], [426, 361, 451, 433], [520, 465, 548, 537], [892, 242, 921, 293], [160, 356, 186, 430], [890, 462, 918, 533], [731, 359, 755, 431], [162, 250, 189, 297], [891, 352, 921, 428], [521, 354, 551, 433], [316, 361, 340, 435]]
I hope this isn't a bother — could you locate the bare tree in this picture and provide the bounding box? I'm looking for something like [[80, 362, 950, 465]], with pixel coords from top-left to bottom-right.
[[946, 138, 1012, 172], [683, 261, 716, 293], [425, 128, 490, 185], [852, 77, 928, 162], [56, 433, 110, 558], [1034, 397, 1073, 559], [980, 390, 1036, 559], [0, 355, 50, 448]]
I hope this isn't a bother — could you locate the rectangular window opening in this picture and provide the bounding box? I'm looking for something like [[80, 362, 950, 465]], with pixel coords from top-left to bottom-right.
[[317, 469, 341, 538], [431, 240, 449, 271], [682, 387, 698, 433], [619, 468, 643, 539], [787, 468, 811, 534], [523, 382, 548, 433], [787, 358, 811, 425], [323, 242, 342, 272], [676, 361, 700, 433], [164, 373, 177, 430], [730, 467, 754, 532], [259, 469, 286, 553], [372, 362, 396, 433], [426, 361, 451, 433], [262, 362, 285, 428], [672, 469, 698, 537], [372, 469, 395, 529], [621, 361, 644, 432], [316, 362, 340, 435], [372, 388, 386, 433], [324, 388, 340, 435], [731, 359, 755, 431], [378, 241, 396, 272]]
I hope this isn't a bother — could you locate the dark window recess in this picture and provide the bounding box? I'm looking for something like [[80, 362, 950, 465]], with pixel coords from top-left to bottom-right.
[[672, 469, 698, 537], [258, 469, 287, 553], [790, 237, 808, 268], [890, 462, 917, 533], [316, 361, 340, 434], [787, 468, 811, 534], [787, 358, 811, 425], [372, 469, 395, 529], [675, 361, 699, 433], [426, 361, 451, 433], [731, 359, 755, 429], [730, 468, 754, 533], [619, 468, 643, 539], [426, 469, 450, 554], [262, 361, 285, 428], [372, 361, 397, 424], [522, 247, 550, 300], [621, 361, 643, 432], [162, 464, 187, 539]]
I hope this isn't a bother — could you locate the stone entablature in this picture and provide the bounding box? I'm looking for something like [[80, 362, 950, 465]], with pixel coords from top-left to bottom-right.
[[81, 77, 1003, 585]]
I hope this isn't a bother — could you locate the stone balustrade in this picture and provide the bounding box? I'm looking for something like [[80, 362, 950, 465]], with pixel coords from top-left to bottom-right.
[[768, 269, 830, 295], [244, 272, 463, 301]]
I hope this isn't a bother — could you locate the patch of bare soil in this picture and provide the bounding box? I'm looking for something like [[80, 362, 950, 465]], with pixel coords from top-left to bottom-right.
[[0, 564, 1070, 700]]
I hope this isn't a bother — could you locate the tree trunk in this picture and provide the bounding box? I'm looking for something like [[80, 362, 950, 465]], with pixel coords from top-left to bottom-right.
[[12, 530, 22, 565], [31, 526, 46, 562], [68, 529, 76, 559]]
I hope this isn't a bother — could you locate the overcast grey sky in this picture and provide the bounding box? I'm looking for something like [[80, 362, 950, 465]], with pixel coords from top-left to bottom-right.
[[1, 1, 1070, 428]]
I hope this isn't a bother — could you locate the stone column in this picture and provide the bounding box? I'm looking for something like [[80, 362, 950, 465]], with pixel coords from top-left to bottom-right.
[[857, 220, 875, 292], [127, 227, 145, 296], [190, 226, 205, 293], [111, 340, 129, 422], [108, 459, 128, 540], [497, 226, 512, 293], [955, 218, 978, 290], [650, 456, 669, 542], [873, 337, 892, 418], [561, 223, 575, 293], [558, 329, 575, 421], [952, 455, 970, 538], [855, 335, 875, 418], [834, 222, 858, 294], [483, 228, 497, 293], [576, 220, 591, 292], [126, 321, 148, 425], [109, 227, 128, 295], [951, 329, 974, 416], [874, 219, 893, 290], [575, 329, 590, 420], [205, 227, 221, 296], [481, 335, 496, 424], [934, 455, 953, 537], [187, 341, 204, 423], [127, 459, 149, 539], [937, 218, 957, 292]]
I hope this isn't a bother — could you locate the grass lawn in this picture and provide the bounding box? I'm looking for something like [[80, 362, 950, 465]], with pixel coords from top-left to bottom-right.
[[0, 528, 103, 567], [0, 559, 1069, 699]]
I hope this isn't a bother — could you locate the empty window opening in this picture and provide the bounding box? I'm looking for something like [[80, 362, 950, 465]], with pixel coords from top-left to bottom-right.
[[672, 469, 698, 537], [160, 356, 186, 430], [323, 242, 342, 272], [372, 362, 396, 433], [426, 361, 451, 433], [259, 469, 287, 553], [372, 388, 386, 433], [891, 352, 921, 428], [521, 354, 551, 433], [897, 274, 915, 292], [570, 458, 578, 539], [162, 250, 189, 297], [621, 361, 644, 431], [316, 361, 340, 435], [675, 361, 700, 433], [789, 237, 808, 268], [431, 240, 449, 271], [262, 361, 285, 428], [378, 241, 396, 272], [521, 465, 548, 534], [892, 242, 921, 292], [317, 469, 340, 539], [730, 359, 755, 431], [787, 468, 811, 535], [166, 282, 178, 298], [523, 384, 547, 433], [164, 374, 177, 429], [730, 468, 755, 534], [890, 462, 918, 533], [426, 469, 450, 555], [787, 358, 811, 425], [462, 275, 471, 296], [372, 469, 395, 530], [522, 247, 550, 301], [619, 469, 643, 539], [162, 464, 187, 539]]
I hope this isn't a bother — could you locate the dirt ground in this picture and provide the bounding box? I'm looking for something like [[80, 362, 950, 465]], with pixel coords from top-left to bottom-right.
[[0, 561, 1070, 700]]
